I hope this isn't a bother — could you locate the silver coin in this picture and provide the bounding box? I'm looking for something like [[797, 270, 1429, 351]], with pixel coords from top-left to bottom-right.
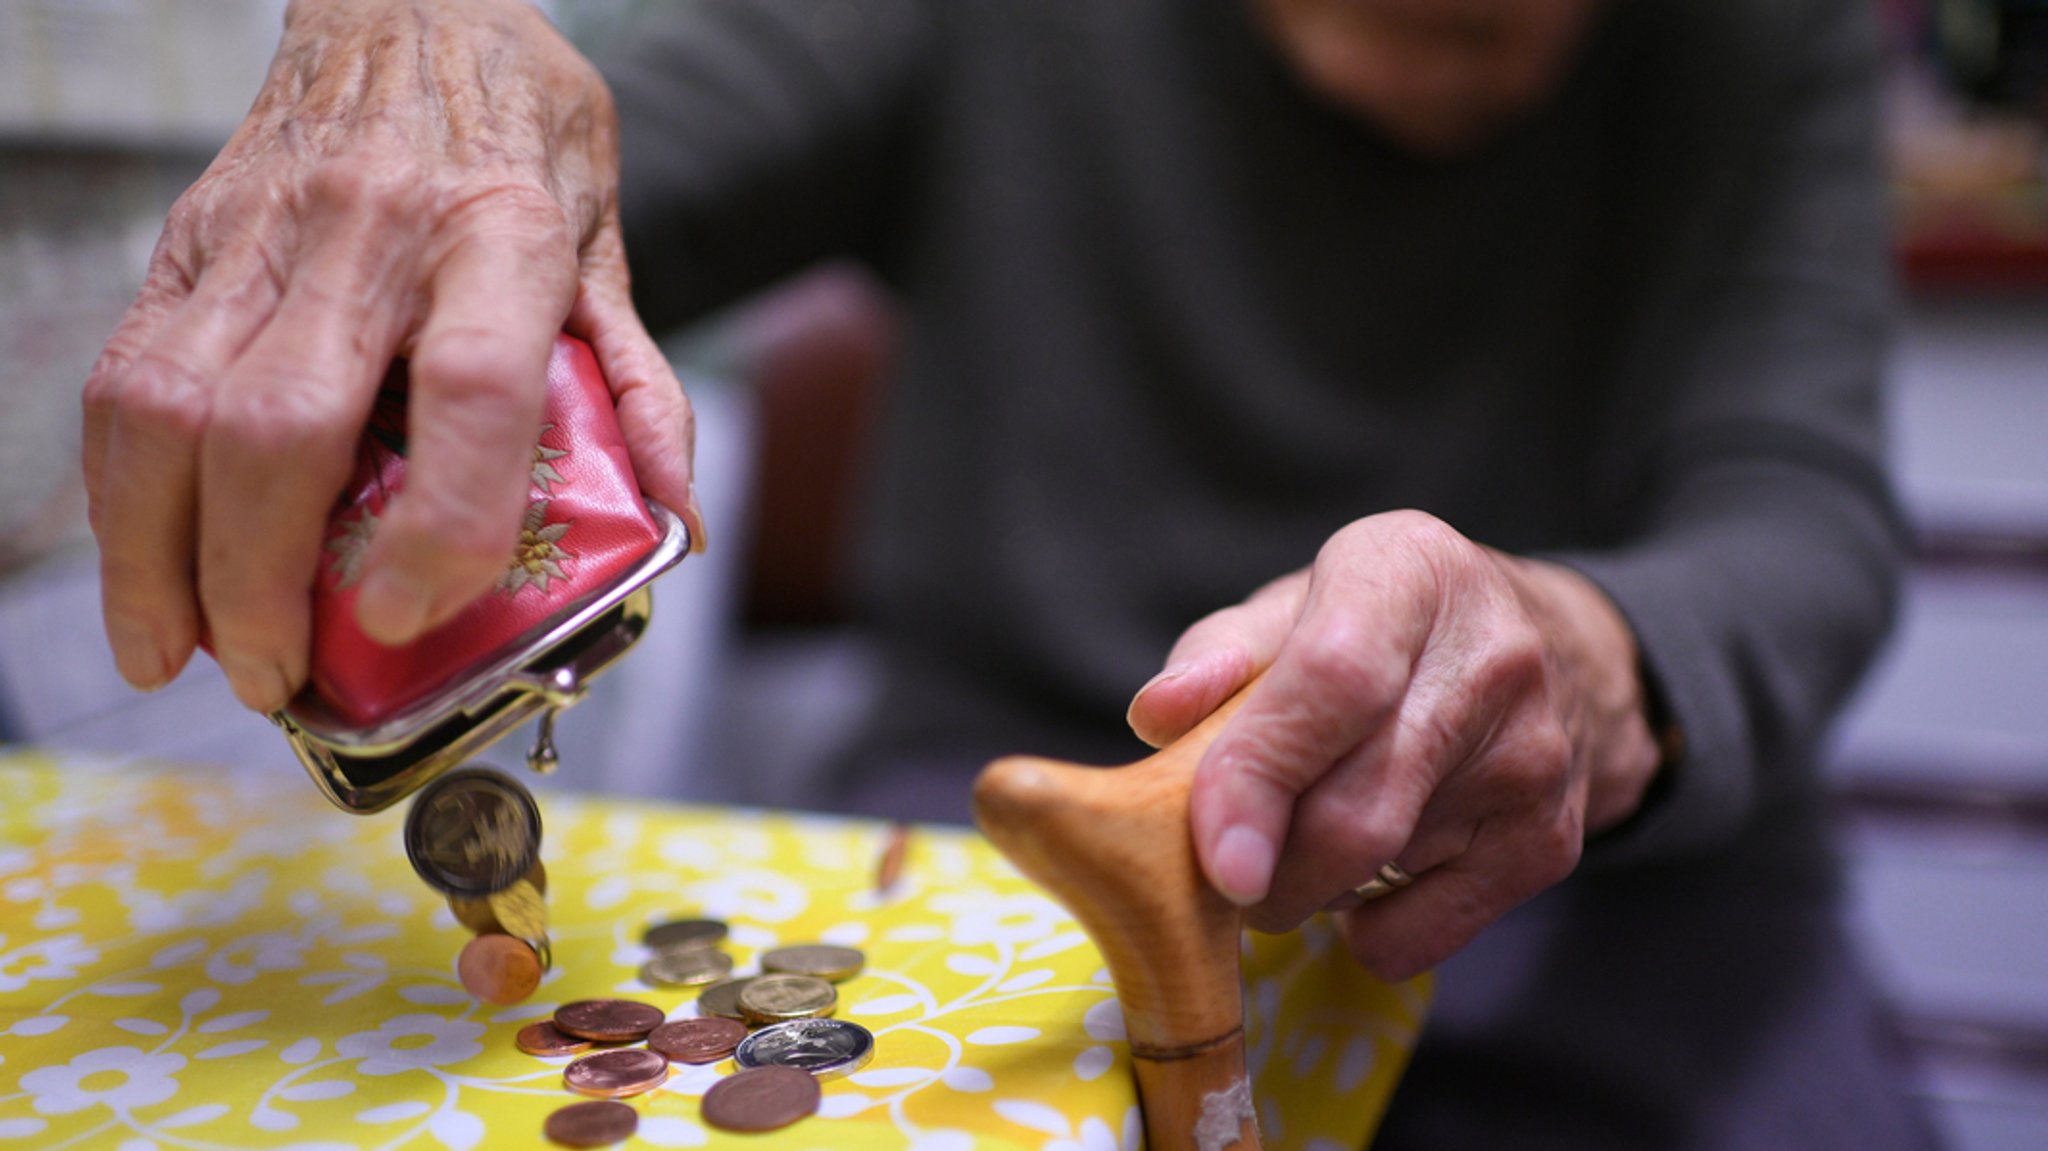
[[733, 1018, 875, 1079]]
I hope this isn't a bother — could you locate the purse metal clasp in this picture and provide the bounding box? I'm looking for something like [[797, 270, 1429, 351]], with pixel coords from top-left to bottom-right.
[[272, 500, 691, 814]]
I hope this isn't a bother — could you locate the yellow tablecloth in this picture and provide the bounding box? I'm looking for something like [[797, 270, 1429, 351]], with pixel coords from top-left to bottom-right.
[[0, 751, 1425, 1149]]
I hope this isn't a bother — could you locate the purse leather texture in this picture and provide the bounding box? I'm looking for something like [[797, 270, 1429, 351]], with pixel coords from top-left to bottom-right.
[[305, 335, 661, 728]]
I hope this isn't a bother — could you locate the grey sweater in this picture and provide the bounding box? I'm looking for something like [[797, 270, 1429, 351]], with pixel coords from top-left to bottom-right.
[[602, 5, 1948, 1144], [603, 0, 1903, 879]]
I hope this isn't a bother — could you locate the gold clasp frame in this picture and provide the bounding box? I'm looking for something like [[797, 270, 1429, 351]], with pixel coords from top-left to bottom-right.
[[272, 501, 690, 814]]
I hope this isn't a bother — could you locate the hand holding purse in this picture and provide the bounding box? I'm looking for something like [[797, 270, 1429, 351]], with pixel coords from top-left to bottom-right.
[[274, 335, 690, 813]]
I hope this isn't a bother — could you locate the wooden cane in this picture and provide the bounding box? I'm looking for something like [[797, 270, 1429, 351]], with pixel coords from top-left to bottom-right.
[[973, 687, 1262, 1151]]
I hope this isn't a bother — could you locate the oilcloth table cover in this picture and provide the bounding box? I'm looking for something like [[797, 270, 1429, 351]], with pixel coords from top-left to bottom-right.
[[0, 751, 1427, 1150]]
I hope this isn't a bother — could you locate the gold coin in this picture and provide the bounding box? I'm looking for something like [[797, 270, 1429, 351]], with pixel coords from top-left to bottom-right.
[[448, 894, 501, 934], [695, 976, 758, 1022], [642, 918, 727, 951], [455, 860, 546, 934], [488, 879, 549, 940], [641, 947, 734, 988], [761, 944, 865, 983], [738, 974, 838, 1026], [404, 768, 541, 897]]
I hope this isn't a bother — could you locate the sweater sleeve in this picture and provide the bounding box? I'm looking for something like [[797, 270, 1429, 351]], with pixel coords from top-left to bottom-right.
[[592, 0, 933, 333], [1551, 0, 1907, 866]]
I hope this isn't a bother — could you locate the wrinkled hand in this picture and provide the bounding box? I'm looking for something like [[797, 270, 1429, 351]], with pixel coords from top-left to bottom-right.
[[1126, 510, 1662, 981], [82, 0, 701, 714]]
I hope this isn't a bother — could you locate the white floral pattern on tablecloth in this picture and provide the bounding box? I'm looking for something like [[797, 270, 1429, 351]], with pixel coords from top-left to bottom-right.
[[0, 751, 1426, 1149]]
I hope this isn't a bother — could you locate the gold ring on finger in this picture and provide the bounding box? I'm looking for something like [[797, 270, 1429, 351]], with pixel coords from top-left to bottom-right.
[[1352, 861, 1415, 902]]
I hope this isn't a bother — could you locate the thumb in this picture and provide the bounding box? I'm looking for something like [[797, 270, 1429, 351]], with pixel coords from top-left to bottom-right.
[[1126, 570, 1309, 748]]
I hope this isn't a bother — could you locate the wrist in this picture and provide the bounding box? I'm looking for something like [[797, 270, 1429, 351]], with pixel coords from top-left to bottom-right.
[[1493, 552, 1665, 835]]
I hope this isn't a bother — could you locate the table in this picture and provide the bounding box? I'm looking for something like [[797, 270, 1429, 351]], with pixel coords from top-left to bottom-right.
[[0, 751, 1426, 1149]]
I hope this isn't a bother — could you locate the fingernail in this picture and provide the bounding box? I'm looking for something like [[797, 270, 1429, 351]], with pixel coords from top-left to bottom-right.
[[1135, 663, 1193, 700], [218, 653, 289, 714], [110, 626, 171, 691], [685, 487, 710, 555], [1126, 665, 1190, 746], [356, 568, 433, 645], [1211, 825, 1276, 906]]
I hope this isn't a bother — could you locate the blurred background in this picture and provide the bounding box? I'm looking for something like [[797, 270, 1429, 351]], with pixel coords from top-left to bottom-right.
[[0, 2, 2043, 1147]]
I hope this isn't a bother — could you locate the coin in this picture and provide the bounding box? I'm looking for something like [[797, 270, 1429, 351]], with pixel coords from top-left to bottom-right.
[[449, 859, 546, 934], [761, 944, 865, 983], [457, 933, 542, 1005], [554, 999, 668, 1043], [562, 1048, 669, 1099], [734, 1017, 876, 1079], [738, 974, 838, 1025], [515, 1020, 592, 1058], [642, 918, 727, 951], [875, 821, 912, 894], [701, 1065, 820, 1133], [647, 1017, 748, 1064], [487, 878, 549, 940], [695, 976, 757, 1022], [447, 894, 502, 934], [543, 1099, 637, 1147], [404, 768, 542, 898], [641, 948, 733, 988]]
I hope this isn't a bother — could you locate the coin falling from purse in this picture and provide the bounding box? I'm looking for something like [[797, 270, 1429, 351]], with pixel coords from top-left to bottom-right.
[[404, 767, 552, 1003]]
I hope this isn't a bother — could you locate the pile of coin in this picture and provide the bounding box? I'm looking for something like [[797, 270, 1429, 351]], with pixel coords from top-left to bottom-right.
[[522, 921, 880, 1144], [637, 917, 733, 989], [403, 768, 552, 1005]]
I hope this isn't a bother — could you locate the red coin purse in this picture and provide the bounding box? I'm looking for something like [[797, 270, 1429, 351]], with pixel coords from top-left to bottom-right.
[[274, 335, 689, 814]]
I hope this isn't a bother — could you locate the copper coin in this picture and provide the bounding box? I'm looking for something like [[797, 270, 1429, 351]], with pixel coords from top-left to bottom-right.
[[641, 948, 733, 988], [554, 999, 667, 1043], [702, 1065, 820, 1132], [563, 1048, 670, 1099], [543, 1099, 638, 1147], [516, 1020, 592, 1057], [738, 973, 838, 1025], [643, 917, 727, 951], [761, 944, 865, 983], [404, 768, 542, 898], [695, 976, 757, 1022], [647, 1017, 747, 1065], [457, 933, 542, 1005], [874, 821, 912, 894]]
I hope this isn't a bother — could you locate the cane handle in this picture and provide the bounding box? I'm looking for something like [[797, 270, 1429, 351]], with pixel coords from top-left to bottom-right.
[[973, 683, 1261, 1151]]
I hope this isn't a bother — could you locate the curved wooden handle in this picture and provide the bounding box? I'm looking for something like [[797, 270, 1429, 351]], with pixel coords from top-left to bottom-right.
[[974, 687, 1261, 1151]]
